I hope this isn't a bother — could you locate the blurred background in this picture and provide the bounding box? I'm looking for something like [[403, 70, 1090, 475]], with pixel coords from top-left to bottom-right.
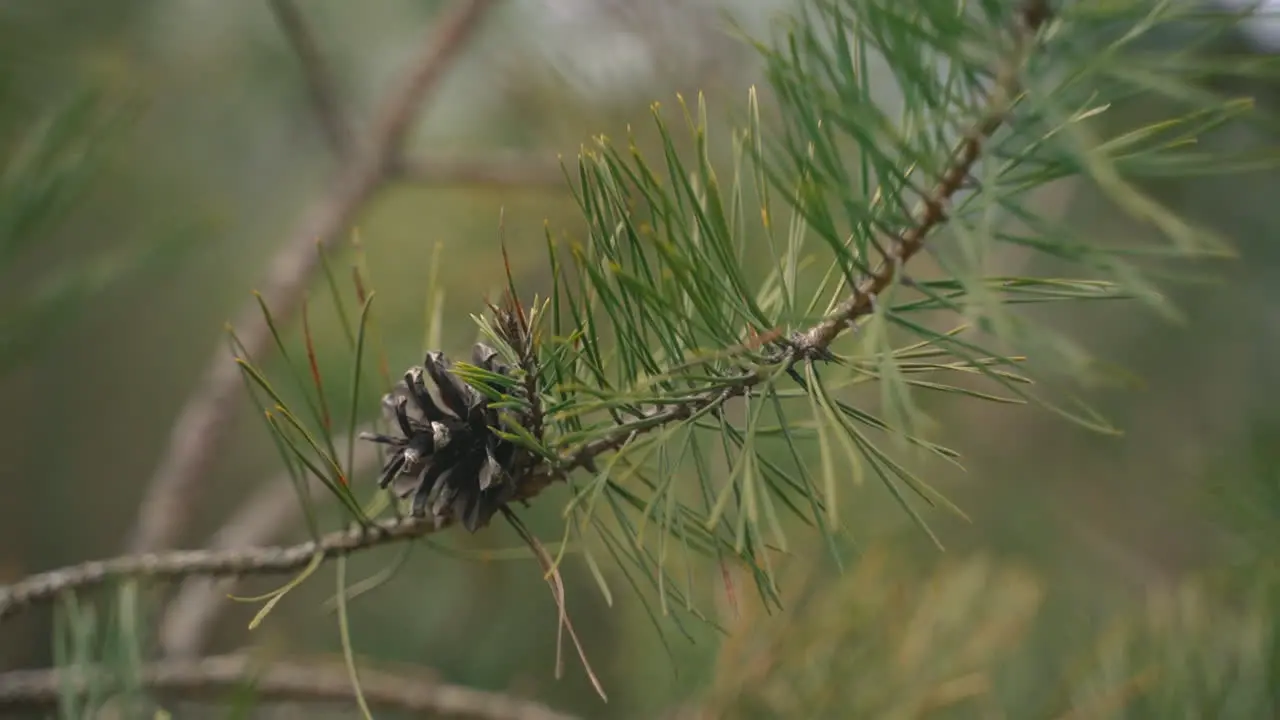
[[1, 1, 1277, 717]]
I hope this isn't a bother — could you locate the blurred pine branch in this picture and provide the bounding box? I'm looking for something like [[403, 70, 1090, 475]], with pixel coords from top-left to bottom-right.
[[695, 546, 1279, 718], [3, 590, 577, 720], [0, 86, 176, 376]]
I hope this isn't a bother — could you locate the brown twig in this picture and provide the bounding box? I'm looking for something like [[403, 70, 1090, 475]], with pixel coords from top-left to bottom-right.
[[128, 0, 498, 555], [792, 2, 1043, 353], [0, 653, 580, 720], [3, 2, 1050, 625], [267, 0, 353, 156], [1, 471, 570, 623], [4, 519, 437, 622]]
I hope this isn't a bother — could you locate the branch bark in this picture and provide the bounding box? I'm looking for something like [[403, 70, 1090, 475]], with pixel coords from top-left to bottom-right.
[[4, 518, 436, 621], [128, 0, 498, 555], [2, 465, 569, 622], [0, 653, 579, 720]]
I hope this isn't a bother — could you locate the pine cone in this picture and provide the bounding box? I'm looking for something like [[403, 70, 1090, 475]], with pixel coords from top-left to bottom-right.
[[361, 343, 524, 531]]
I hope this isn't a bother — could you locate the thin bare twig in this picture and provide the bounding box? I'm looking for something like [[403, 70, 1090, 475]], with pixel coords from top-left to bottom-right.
[[0, 653, 579, 720], [2, 2, 1051, 625], [128, 0, 498, 555], [4, 519, 437, 621], [0, 468, 561, 622], [267, 0, 353, 156]]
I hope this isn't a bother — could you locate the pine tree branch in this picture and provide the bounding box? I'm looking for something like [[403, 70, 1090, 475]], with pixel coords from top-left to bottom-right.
[[2, 519, 438, 622], [0, 0, 1051, 625], [792, 1, 1046, 352], [0, 475, 570, 623], [0, 653, 579, 720], [552, 0, 1053, 482], [267, 0, 353, 157], [127, 0, 498, 556]]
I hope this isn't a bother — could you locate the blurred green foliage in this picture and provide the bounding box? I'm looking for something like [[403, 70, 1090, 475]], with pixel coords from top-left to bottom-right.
[[701, 545, 1279, 719]]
